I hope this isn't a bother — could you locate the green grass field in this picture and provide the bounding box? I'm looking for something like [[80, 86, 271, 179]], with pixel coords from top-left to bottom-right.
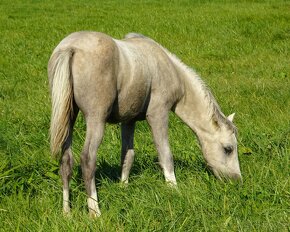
[[0, 0, 289, 231]]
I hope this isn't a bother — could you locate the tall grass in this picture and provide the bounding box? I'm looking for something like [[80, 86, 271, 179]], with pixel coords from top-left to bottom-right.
[[0, 0, 289, 231]]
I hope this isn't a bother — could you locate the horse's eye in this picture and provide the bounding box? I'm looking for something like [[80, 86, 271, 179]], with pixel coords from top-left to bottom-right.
[[224, 145, 233, 155]]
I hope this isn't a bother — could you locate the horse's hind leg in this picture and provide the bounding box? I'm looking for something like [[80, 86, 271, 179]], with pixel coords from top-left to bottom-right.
[[81, 117, 105, 217], [60, 106, 79, 214], [120, 122, 135, 184], [61, 146, 73, 214]]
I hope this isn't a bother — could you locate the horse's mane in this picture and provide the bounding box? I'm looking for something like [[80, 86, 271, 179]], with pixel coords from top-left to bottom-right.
[[168, 53, 237, 132], [166, 50, 237, 133], [124, 33, 236, 132]]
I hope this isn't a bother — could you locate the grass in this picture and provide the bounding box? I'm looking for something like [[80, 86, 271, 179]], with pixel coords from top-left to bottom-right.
[[0, 0, 289, 231]]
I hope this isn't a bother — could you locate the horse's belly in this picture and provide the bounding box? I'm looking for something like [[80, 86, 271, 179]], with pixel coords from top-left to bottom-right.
[[108, 77, 151, 123], [108, 100, 148, 123], [107, 104, 147, 123]]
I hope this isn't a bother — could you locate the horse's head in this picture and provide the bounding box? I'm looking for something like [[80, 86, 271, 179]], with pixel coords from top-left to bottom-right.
[[199, 113, 242, 181]]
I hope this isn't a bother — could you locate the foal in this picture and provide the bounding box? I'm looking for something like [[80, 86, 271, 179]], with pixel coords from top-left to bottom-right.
[[48, 32, 241, 216]]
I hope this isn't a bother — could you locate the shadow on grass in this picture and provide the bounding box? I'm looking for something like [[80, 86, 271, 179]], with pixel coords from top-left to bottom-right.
[[71, 154, 207, 187], [89, 155, 207, 184]]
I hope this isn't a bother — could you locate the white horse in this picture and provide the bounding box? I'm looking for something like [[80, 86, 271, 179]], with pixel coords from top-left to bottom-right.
[[48, 32, 241, 217]]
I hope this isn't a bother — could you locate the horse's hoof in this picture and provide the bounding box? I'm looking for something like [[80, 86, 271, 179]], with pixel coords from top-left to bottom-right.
[[166, 181, 178, 190], [63, 208, 71, 217], [120, 180, 129, 188], [89, 209, 101, 218]]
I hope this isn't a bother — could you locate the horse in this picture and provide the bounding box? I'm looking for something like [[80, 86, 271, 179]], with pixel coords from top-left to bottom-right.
[[48, 31, 241, 217]]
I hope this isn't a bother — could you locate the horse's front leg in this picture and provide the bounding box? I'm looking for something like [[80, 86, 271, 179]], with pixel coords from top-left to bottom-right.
[[120, 122, 135, 184], [81, 117, 105, 217], [146, 110, 177, 186]]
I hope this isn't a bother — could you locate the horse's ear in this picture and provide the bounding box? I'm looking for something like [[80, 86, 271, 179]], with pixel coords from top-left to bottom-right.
[[227, 113, 235, 122]]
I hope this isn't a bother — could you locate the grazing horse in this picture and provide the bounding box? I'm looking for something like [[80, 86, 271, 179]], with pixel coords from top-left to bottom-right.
[[48, 32, 241, 217]]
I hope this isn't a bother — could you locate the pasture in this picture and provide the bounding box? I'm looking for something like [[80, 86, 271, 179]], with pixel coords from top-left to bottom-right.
[[0, 0, 289, 231]]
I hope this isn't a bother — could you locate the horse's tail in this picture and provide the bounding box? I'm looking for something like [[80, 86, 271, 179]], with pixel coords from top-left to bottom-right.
[[48, 48, 74, 158]]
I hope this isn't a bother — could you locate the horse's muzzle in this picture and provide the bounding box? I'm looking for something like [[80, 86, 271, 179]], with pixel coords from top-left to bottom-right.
[[209, 165, 242, 182]]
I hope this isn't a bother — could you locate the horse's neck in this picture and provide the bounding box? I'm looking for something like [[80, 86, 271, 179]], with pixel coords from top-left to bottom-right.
[[173, 65, 217, 135]]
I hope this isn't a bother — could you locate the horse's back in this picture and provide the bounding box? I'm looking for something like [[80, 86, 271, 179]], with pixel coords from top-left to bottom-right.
[[50, 31, 183, 122], [53, 31, 115, 53]]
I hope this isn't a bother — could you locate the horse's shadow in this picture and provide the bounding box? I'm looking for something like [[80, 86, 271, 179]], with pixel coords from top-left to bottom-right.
[[73, 161, 120, 186], [69, 155, 209, 209], [73, 154, 207, 187]]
